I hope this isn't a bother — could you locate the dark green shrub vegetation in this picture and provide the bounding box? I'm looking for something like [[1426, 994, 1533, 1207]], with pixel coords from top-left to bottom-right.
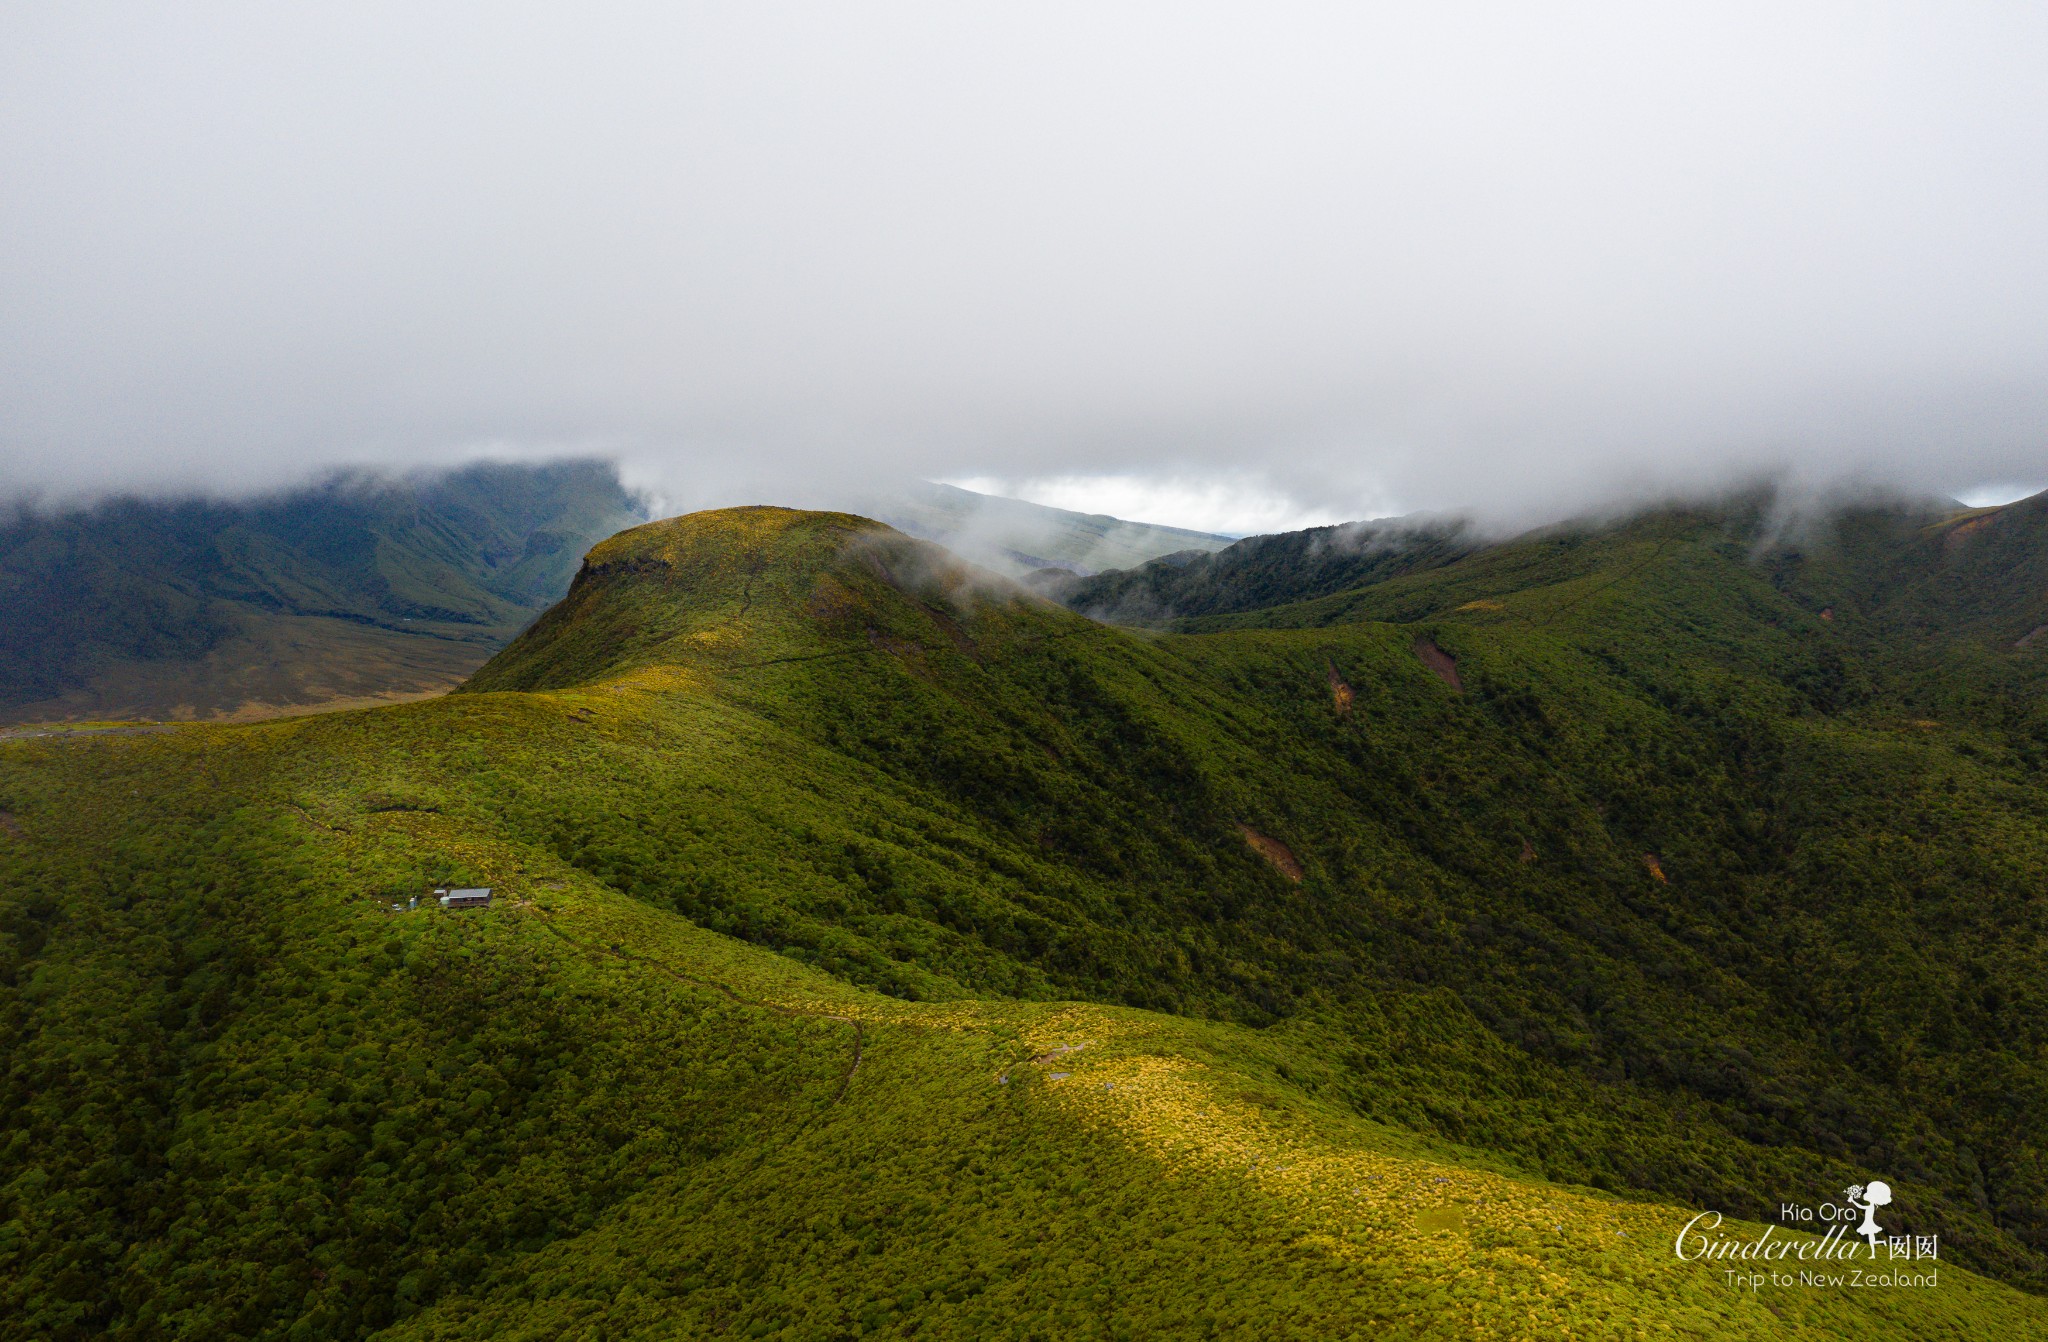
[[3, 498, 2048, 1338], [1041, 514, 1477, 626]]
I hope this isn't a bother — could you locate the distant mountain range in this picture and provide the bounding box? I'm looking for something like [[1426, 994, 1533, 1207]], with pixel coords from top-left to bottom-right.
[[1040, 512, 1480, 624], [1049, 487, 2048, 662], [0, 460, 646, 724], [0, 469, 1231, 726]]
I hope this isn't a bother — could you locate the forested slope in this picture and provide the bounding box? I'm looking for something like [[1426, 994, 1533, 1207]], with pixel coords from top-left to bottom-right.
[[2, 504, 2046, 1338], [0, 460, 642, 724], [1041, 514, 1476, 625]]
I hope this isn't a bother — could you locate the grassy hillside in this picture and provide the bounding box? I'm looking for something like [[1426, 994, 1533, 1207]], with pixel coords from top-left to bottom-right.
[[0, 460, 643, 725], [3, 504, 2047, 1338]]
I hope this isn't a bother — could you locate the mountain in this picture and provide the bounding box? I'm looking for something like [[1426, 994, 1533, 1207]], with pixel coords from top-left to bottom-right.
[[1040, 512, 1479, 624], [1758, 491, 2048, 667], [0, 474, 1228, 727], [0, 460, 645, 725], [3, 501, 2048, 1338], [855, 480, 1236, 578], [1057, 488, 2048, 650]]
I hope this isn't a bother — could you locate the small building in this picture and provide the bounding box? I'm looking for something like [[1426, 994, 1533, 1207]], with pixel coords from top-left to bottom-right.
[[437, 887, 492, 909]]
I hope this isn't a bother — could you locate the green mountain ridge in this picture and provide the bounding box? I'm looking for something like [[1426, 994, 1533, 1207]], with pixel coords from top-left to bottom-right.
[[3, 498, 2047, 1338], [1041, 513, 1479, 624]]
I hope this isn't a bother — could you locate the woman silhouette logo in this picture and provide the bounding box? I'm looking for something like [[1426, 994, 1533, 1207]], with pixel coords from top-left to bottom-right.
[[1844, 1181, 1892, 1250]]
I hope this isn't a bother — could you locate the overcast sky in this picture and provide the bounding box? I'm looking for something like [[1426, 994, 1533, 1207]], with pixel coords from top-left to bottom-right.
[[5, 2, 2047, 531]]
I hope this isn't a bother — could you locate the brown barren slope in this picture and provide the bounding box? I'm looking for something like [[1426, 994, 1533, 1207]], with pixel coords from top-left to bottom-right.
[[1236, 824, 1304, 882], [1413, 634, 1463, 690]]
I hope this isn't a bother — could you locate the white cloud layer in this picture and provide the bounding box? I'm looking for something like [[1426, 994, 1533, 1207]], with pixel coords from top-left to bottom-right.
[[1956, 481, 2048, 509], [944, 474, 1358, 538], [4, 2, 2048, 526]]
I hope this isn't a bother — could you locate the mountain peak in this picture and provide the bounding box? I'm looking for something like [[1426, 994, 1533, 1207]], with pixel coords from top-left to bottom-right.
[[463, 505, 1073, 694], [584, 504, 883, 571]]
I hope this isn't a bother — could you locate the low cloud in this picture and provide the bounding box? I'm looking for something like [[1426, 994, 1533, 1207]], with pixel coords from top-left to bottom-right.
[[5, 4, 2047, 528], [941, 473, 1357, 538]]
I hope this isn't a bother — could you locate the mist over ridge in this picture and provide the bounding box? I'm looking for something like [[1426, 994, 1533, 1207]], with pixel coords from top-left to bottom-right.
[[5, 4, 2047, 527]]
